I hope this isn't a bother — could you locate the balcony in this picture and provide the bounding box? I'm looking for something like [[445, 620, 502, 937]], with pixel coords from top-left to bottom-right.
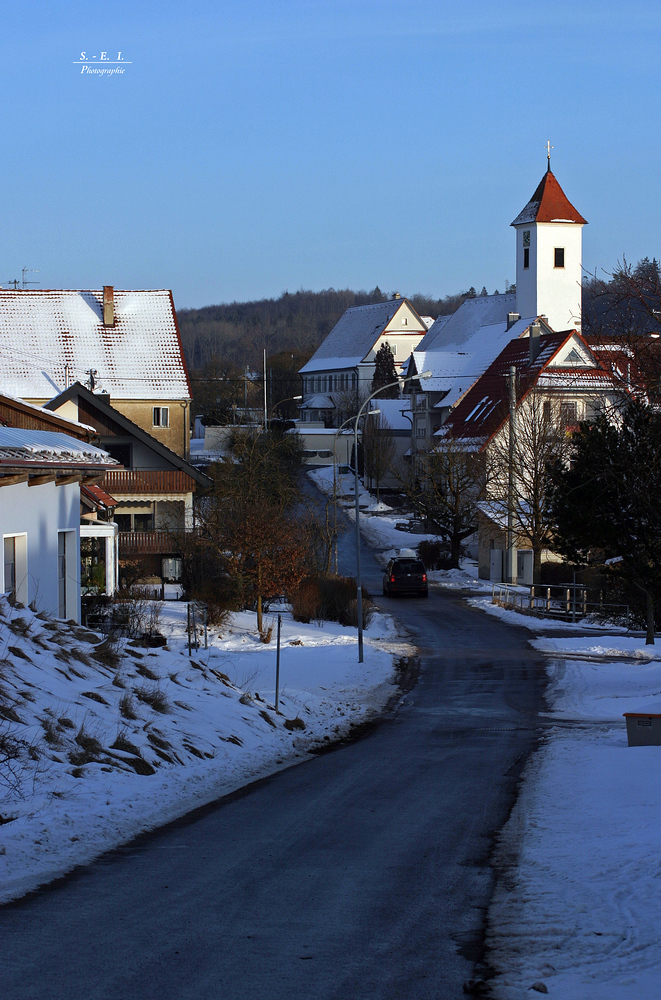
[[101, 469, 196, 496], [118, 531, 180, 556]]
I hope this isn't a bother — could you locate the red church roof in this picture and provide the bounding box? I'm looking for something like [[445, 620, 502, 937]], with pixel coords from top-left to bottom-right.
[[511, 169, 587, 227]]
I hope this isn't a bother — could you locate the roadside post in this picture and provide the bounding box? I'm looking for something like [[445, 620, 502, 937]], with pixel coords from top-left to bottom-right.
[[187, 603, 191, 656], [275, 614, 282, 714]]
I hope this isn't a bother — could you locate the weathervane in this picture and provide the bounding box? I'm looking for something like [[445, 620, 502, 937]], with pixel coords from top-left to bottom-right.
[[546, 140, 553, 170]]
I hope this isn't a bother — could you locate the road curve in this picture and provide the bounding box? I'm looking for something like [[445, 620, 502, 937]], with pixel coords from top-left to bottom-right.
[[1, 526, 544, 1000]]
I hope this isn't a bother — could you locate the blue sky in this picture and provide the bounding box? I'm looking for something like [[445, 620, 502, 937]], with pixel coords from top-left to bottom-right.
[[1, 0, 660, 308]]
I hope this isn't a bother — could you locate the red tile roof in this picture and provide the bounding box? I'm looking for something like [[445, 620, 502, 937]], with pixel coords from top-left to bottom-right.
[[437, 332, 584, 449], [81, 483, 118, 508], [511, 170, 587, 226]]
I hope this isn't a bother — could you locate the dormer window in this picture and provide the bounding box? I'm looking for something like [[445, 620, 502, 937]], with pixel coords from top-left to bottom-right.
[[554, 247, 565, 268]]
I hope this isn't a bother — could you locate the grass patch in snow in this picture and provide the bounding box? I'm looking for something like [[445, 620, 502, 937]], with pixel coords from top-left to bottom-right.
[[134, 685, 170, 714]]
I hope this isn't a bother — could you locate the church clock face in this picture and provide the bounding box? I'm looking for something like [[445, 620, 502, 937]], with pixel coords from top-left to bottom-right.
[[523, 230, 530, 247]]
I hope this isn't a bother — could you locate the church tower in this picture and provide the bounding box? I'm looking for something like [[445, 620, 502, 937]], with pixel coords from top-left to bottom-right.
[[511, 161, 587, 331]]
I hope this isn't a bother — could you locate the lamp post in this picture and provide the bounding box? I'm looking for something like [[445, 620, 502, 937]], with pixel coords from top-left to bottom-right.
[[268, 394, 303, 430], [354, 370, 432, 662]]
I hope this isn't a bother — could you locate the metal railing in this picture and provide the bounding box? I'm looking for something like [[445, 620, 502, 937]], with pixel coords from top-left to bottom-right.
[[492, 582, 629, 622]]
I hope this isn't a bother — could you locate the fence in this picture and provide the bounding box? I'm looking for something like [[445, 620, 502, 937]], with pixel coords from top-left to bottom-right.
[[492, 582, 629, 622]]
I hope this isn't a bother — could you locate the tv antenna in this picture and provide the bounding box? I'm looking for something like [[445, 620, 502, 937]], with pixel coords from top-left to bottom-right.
[[4, 279, 20, 289], [85, 369, 98, 391], [22, 267, 40, 289]]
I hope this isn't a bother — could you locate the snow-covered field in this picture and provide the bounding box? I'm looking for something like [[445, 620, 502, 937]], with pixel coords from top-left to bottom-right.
[[0, 598, 410, 904], [485, 604, 661, 998]]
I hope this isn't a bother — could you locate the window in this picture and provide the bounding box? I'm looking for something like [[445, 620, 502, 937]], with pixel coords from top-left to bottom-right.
[[134, 513, 154, 532], [153, 406, 169, 427], [543, 400, 552, 423], [114, 513, 131, 532], [523, 230, 530, 247], [523, 248, 530, 269], [57, 532, 67, 618], [559, 401, 577, 425], [403, 317, 408, 326], [554, 247, 565, 268]]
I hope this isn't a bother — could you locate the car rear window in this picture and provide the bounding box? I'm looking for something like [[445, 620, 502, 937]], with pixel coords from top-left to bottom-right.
[[394, 560, 425, 574]]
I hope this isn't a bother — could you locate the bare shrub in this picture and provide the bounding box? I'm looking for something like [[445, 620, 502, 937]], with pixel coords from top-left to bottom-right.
[[111, 730, 142, 756], [416, 539, 454, 571], [290, 578, 321, 623], [284, 716, 306, 731], [119, 693, 138, 720], [81, 691, 109, 705], [291, 575, 374, 628], [134, 685, 170, 714], [92, 638, 121, 670], [136, 662, 159, 681], [40, 716, 62, 746]]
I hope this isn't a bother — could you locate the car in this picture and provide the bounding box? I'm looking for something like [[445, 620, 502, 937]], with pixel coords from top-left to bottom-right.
[[383, 557, 428, 598]]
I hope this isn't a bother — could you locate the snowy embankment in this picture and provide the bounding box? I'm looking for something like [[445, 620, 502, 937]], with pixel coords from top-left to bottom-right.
[[0, 599, 411, 904], [482, 599, 661, 998]]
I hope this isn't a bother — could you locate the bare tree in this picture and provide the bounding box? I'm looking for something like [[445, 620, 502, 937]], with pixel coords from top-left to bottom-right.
[[487, 389, 573, 583], [361, 413, 396, 503], [397, 438, 486, 568]]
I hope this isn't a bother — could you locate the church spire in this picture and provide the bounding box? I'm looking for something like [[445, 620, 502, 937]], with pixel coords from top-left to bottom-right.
[[546, 140, 553, 172]]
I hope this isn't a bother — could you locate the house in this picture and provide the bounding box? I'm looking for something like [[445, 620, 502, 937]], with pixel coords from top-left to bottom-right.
[[298, 297, 431, 426], [45, 383, 211, 586], [0, 287, 192, 459], [435, 327, 620, 581], [0, 419, 117, 620]]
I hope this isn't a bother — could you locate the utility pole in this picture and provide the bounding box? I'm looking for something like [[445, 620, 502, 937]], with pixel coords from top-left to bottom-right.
[[506, 365, 517, 585], [263, 348, 268, 431]]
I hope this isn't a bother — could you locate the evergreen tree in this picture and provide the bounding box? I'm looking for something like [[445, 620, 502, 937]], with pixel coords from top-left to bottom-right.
[[548, 402, 661, 643], [371, 342, 400, 398]]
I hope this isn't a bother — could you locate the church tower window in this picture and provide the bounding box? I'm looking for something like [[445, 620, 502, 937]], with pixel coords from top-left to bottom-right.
[[554, 247, 565, 268]]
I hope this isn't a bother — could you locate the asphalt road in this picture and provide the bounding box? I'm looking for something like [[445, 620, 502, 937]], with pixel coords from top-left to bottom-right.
[[1, 517, 545, 1000]]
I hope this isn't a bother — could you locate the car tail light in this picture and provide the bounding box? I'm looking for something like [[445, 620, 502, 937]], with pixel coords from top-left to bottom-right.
[[422, 573, 427, 582], [390, 575, 395, 583]]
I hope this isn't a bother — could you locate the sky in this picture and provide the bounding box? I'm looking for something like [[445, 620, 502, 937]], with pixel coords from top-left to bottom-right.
[[1, 0, 660, 309]]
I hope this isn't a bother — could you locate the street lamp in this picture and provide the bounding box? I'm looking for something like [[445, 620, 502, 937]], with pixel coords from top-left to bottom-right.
[[354, 371, 432, 662], [269, 394, 303, 430]]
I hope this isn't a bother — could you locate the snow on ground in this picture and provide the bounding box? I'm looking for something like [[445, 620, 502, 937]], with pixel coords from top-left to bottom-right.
[[0, 598, 410, 904], [469, 596, 633, 633], [485, 603, 661, 997]]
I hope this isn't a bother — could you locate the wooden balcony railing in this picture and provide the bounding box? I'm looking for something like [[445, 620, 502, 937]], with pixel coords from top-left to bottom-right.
[[118, 531, 180, 556], [102, 469, 195, 495]]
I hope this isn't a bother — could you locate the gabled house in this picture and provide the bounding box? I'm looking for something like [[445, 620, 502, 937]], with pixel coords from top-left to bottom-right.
[[436, 328, 621, 581], [299, 297, 430, 426], [0, 287, 192, 459], [45, 383, 211, 585]]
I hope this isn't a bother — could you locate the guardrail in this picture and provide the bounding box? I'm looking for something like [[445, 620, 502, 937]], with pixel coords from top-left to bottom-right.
[[492, 582, 629, 622]]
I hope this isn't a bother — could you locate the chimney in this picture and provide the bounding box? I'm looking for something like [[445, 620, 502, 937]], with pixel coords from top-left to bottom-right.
[[529, 323, 542, 364], [393, 292, 401, 300], [103, 285, 114, 327], [507, 311, 520, 331]]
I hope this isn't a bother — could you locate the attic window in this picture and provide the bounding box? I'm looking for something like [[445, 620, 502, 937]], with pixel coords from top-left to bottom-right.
[[403, 317, 408, 326], [554, 247, 565, 268], [565, 348, 584, 364], [153, 406, 169, 428]]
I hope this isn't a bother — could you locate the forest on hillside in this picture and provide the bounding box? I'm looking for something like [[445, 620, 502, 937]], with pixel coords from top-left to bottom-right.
[[176, 286, 473, 373]]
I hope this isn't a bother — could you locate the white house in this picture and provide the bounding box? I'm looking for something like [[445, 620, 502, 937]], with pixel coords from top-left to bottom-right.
[[0, 428, 118, 620], [299, 297, 430, 426]]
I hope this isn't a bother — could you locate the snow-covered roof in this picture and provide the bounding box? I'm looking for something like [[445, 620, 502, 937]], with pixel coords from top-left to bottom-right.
[[300, 300, 424, 374], [299, 394, 335, 409], [415, 293, 517, 353], [0, 289, 191, 401], [412, 315, 536, 403], [371, 398, 412, 431], [0, 428, 116, 467], [511, 169, 587, 227]]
